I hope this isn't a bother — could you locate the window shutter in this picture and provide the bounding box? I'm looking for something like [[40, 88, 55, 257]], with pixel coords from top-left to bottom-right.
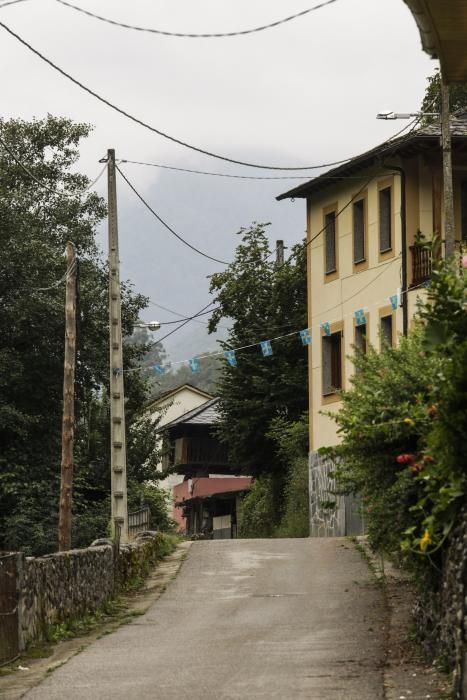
[[353, 200, 365, 263], [379, 187, 392, 251], [325, 212, 336, 274]]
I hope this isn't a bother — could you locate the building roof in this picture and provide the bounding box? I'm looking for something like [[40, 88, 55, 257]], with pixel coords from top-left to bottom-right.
[[277, 111, 467, 201], [146, 383, 213, 411], [162, 397, 221, 430], [403, 1, 467, 83]]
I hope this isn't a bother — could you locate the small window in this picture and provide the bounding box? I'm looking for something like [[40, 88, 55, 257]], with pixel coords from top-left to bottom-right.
[[354, 323, 367, 355], [380, 315, 393, 348], [461, 181, 467, 242], [353, 199, 365, 263], [379, 187, 392, 252], [325, 211, 337, 274], [322, 331, 342, 395]]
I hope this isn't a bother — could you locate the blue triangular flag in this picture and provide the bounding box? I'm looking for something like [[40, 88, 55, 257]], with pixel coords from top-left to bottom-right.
[[189, 357, 200, 373], [153, 364, 165, 375], [224, 350, 237, 367], [321, 322, 331, 336], [389, 294, 398, 310], [354, 309, 366, 327], [299, 329, 312, 346], [260, 340, 273, 357]]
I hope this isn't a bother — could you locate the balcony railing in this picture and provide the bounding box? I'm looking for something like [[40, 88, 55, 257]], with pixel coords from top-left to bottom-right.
[[410, 245, 432, 287]]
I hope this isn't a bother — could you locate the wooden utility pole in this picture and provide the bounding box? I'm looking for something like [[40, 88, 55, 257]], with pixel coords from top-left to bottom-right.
[[275, 240, 285, 265], [107, 149, 129, 544], [58, 241, 77, 552], [441, 80, 456, 257]]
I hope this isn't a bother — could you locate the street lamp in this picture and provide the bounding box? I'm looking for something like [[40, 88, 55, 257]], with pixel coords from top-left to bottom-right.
[[376, 111, 439, 120], [134, 321, 161, 332]]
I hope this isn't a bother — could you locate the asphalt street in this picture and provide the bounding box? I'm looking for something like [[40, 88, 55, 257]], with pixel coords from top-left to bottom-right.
[[24, 538, 386, 700]]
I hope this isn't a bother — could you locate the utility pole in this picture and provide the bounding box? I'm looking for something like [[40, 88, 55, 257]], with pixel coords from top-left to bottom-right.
[[275, 240, 285, 265], [58, 241, 77, 552], [107, 149, 129, 544], [441, 80, 456, 257]]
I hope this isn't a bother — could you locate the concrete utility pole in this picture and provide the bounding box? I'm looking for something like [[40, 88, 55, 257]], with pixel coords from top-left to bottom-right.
[[275, 240, 285, 265], [441, 80, 456, 257], [107, 149, 129, 544], [58, 241, 77, 552]]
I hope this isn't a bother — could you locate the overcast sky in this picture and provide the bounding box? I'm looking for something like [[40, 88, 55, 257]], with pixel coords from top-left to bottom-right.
[[1, 0, 435, 360]]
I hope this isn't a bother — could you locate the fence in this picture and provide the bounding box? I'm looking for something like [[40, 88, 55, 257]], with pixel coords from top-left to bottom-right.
[[128, 506, 151, 538]]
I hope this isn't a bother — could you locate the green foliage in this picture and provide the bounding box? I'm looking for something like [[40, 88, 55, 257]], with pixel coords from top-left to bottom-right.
[[239, 476, 276, 538], [0, 116, 170, 553], [127, 482, 176, 533], [327, 256, 467, 573], [421, 70, 467, 122], [149, 351, 221, 397], [208, 224, 308, 488]]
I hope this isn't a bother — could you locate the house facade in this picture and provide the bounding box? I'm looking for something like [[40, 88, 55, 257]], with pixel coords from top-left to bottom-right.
[[146, 383, 213, 494], [278, 115, 467, 534], [162, 398, 252, 537]]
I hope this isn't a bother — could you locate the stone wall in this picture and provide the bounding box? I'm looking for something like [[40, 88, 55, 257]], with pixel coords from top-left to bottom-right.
[[413, 511, 467, 699], [18, 532, 165, 650]]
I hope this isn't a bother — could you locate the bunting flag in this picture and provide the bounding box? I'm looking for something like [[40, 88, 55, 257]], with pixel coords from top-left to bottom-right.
[[299, 328, 312, 346], [189, 357, 200, 373], [321, 322, 331, 336], [224, 350, 237, 367], [152, 364, 165, 375], [389, 294, 398, 311], [260, 340, 273, 357], [354, 309, 366, 326]]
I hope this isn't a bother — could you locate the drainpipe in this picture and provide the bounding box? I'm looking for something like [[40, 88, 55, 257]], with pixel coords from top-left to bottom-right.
[[382, 161, 408, 337]]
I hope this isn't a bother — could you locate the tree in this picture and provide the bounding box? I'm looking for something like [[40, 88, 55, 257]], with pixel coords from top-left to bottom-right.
[[421, 69, 467, 120], [208, 223, 308, 519], [0, 116, 163, 553]]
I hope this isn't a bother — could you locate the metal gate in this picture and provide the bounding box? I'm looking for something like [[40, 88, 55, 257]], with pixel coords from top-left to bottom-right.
[[0, 553, 19, 664]]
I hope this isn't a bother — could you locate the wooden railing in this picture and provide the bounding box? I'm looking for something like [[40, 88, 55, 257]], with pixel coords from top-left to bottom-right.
[[410, 245, 432, 287]]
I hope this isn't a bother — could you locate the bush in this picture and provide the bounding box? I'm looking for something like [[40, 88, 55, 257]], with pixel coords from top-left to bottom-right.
[[239, 476, 276, 538]]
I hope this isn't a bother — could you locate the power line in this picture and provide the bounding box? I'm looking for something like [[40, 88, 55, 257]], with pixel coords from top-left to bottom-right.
[[116, 165, 229, 266], [120, 160, 313, 180], [119, 159, 375, 181], [0, 20, 357, 172], [0, 0, 30, 8], [56, 0, 339, 38], [155, 301, 217, 345], [0, 21, 429, 173]]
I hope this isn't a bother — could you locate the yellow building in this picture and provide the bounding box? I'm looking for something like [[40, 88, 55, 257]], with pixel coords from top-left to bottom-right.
[[278, 114, 467, 534]]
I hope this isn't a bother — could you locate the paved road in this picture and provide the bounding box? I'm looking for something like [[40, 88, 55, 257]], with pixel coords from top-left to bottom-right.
[[25, 539, 386, 700]]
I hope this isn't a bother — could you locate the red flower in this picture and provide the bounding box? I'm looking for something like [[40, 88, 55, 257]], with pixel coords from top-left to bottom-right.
[[396, 453, 415, 464]]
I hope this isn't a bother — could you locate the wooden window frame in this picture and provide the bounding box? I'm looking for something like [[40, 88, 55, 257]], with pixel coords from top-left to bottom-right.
[[352, 192, 369, 272], [379, 305, 396, 349], [378, 176, 395, 262], [321, 321, 345, 404], [323, 202, 339, 283]]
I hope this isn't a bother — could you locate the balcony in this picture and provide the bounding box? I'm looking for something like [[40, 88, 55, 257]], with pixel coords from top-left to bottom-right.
[[410, 245, 432, 288]]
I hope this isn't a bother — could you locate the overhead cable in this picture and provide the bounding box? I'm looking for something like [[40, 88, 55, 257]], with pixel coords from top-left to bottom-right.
[[56, 0, 339, 38], [0, 20, 357, 172], [120, 160, 312, 180], [0, 21, 427, 173], [116, 165, 229, 265], [0, 0, 30, 8]]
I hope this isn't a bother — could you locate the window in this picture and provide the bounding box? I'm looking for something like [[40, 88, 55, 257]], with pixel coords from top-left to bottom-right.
[[324, 211, 337, 274], [379, 186, 392, 252], [461, 181, 467, 241], [322, 331, 342, 395], [353, 199, 365, 263], [380, 315, 393, 348], [354, 323, 367, 355]]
